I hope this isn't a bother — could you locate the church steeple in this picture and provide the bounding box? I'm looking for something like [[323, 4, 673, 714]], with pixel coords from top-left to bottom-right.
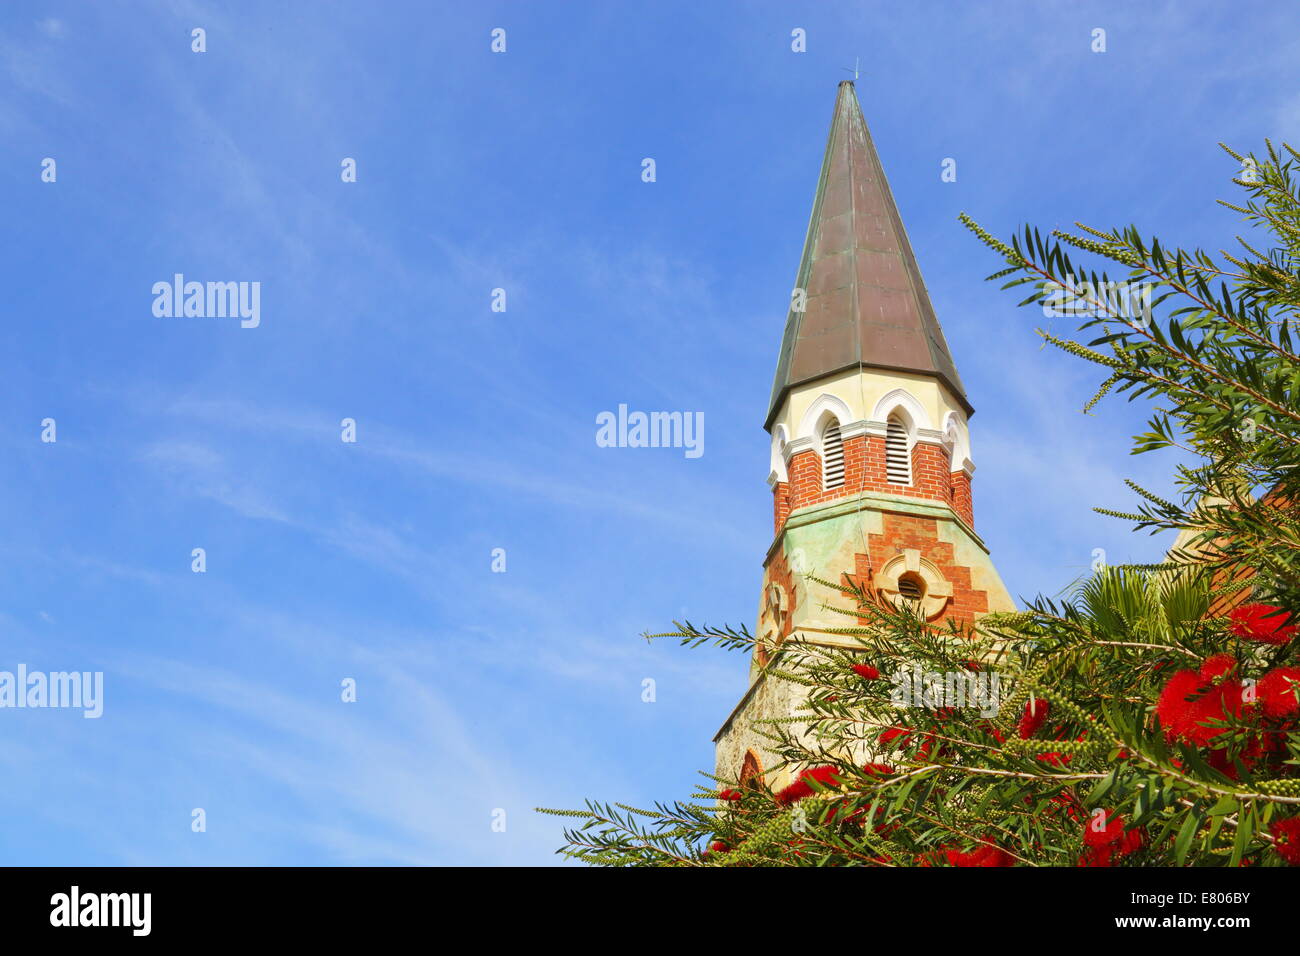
[[714, 84, 1016, 795], [767, 81, 969, 430]]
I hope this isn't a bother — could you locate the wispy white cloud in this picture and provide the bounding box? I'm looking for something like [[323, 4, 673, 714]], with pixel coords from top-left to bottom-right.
[[141, 440, 292, 523], [91, 625, 610, 864], [142, 394, 755, 549]]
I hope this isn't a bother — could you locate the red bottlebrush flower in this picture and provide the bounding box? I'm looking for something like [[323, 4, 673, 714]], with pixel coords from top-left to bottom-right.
[[1018, 699, 1050, 739], [1259, 667, 1300, 719], [1156, 669, 1203, 739], [774, 781, 811, 807], [1156, 670, 1247, 747], [879, 725, 938, 759], [1205, 737, 1261, 780], [1263, 725, 1294, 754], [1270, 818, 1300, 865], [879, 726, 911, 748], [823, 799, 859, 825], [861, 762, 894, 778], [1037, 752, 1070, 766], [774, 765, 844, 806], [1200, 653, 1238, 682], [1118, 827, 1144, 857], [1049, 792, 1083, 822], [945, 842, 1014, 867], [1078, 844, 1114, 867], [1186, 681, 1248, 748], [942, 847, 970, 866], [1083, 811, 1125, 847], [1082, 812, 1143, 857], [872, 819, 899, 838], [718, 789, 742, 802], [961, 660, 981, 672], [827, 789, 891, 828], [802, 765, 844, 787], [1229, 603, 1297, 645], [709, 840, 729, 854], [852, 663, 881, 680]]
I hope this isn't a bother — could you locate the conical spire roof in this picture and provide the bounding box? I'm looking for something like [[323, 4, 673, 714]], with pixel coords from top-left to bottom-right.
[[766, 81, 969, 428]]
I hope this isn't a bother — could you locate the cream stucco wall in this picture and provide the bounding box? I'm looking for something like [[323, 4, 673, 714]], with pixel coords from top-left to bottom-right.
[[768, 368, 974, 485]]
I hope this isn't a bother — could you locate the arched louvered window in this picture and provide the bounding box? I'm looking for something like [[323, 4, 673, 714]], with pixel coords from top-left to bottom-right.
[[821, 419, 845, 489], [886, 415, 911, 485]]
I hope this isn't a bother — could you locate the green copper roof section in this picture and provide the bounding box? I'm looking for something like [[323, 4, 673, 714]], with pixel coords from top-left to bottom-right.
[[765, 82, 970, 429]]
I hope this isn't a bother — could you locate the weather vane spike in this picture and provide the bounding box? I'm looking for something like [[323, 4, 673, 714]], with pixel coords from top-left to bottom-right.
[[842, 57, 861, 81]]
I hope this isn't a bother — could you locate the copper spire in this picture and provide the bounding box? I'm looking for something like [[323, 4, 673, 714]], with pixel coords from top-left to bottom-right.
[[766, 81, 969, 428]]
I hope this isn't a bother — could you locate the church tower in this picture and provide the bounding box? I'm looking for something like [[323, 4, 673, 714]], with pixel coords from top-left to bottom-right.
[[715, 82, 1015, 791]]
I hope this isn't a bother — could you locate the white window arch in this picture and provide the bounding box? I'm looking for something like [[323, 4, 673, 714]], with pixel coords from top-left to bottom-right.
[[769, 424, 789, 484], [797, 393, 854, 443], [871, 388, 931, 432], [941, 411, 971, 472], [942, 419, 958, 469]]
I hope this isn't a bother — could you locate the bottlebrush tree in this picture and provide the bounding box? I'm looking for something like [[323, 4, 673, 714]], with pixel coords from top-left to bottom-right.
[[539, 141, 1300, 866]]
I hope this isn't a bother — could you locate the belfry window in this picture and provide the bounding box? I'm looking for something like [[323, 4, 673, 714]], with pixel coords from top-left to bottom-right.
[[885, 415, 911, 485], [821, 419, 845, 489]]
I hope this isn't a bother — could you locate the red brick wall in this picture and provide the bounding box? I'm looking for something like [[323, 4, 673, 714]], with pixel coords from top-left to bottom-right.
[[845, 512, 993, 628], [772, 481, 792, 533], [1203, 484, 1290, 617], [950, 469, 974, 527], [757, 547, 800, 666], [910, 441, 954, 502], [768, 549, 798, 641], [778, 437, 973, 528]]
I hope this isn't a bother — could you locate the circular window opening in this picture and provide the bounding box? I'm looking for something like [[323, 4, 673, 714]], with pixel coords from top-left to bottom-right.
[[897, 573, 926, 602]]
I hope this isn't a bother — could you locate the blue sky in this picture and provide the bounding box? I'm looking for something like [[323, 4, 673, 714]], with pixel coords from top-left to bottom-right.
[[1, 1, 1297, 866]]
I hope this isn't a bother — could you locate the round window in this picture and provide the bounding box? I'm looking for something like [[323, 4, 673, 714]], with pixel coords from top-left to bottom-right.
[[897, 572, 926, 602]]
